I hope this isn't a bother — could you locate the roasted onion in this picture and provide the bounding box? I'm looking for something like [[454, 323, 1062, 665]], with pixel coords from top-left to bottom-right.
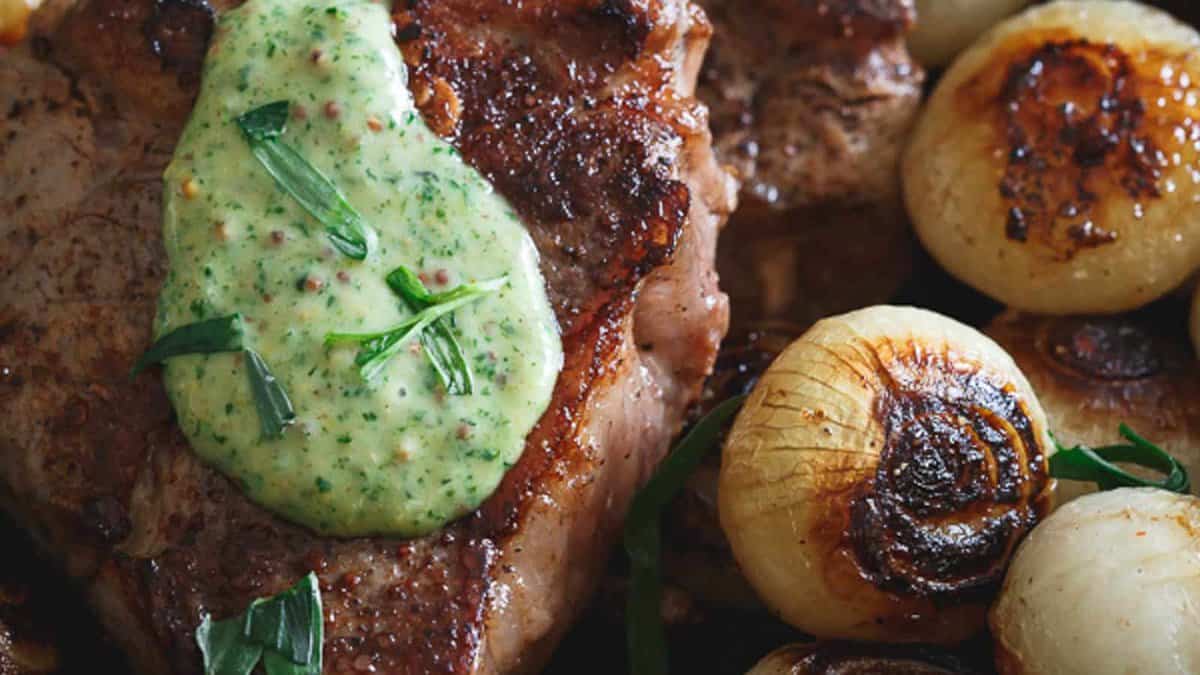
[[719, 306, 1055, 643], [987, 311, 1200, 504], [991, 488, 1200, 675], [0, 0, 38, 44], [0, 582, 59, 674], [904, 0, 1200, 314], [664, 327, 798, 611]]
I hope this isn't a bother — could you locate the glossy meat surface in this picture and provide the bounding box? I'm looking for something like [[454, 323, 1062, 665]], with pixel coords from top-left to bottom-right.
[[0, 0, 734, 672], [695, 0, 923, 332], [698, 0, 921, 212]]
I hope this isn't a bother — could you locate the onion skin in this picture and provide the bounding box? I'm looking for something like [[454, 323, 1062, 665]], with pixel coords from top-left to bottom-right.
[[991, 488, 1200, 675], [903, 0, 1200, 314], [719, 306, 1055, 644], [747, 641, 983, 675], [987, 311, 1200, 504]]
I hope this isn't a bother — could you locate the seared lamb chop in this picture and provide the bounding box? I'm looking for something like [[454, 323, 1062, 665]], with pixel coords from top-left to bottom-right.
[[0, 0, 735, 672], [696, 0, 923, 331]]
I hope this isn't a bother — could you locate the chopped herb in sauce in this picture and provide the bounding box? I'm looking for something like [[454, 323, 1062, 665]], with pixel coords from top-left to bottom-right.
[[325, 275, 506, 382], [236, 100, 376, 260], [386, 265, 478, 395]]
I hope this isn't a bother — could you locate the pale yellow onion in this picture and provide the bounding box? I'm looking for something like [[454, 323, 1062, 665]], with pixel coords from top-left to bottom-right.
[[986, 311, 1200, 505], [719, 306, 1055, 644], [908, 0, 1033, 68], [904, 0, 1200, 315], [991, 488, 1200, 675], [1191, 282, 1200, 357]]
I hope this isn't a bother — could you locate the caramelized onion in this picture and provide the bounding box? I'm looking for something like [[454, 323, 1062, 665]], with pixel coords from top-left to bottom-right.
[[719, 306, 1054, 643], [908, 0, 1032, 68], [987, 310, 1200, 503], [748, 641, 982, 675], [0, 0, 37, 45]]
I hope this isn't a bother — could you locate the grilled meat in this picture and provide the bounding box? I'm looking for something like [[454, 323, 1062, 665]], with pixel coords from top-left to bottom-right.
[[0, 0, 735, 672], [697, 0, 923, 331], [698, 0, 922, 211]]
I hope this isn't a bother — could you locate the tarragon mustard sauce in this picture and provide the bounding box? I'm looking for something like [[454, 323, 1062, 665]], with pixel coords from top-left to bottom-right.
[[157, 0, 562, 536]]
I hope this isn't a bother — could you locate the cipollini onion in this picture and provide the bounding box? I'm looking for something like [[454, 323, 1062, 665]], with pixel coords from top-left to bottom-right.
[[990, 488, 1200, 675], [663, 328, 795, 611], [903, 0, 1200, 314], [987, 311, 1200, 504], [719, 306, 1055, 643]]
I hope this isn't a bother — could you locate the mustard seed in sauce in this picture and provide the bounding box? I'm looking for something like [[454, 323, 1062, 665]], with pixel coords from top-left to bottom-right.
[[155, 0, 561, 537]]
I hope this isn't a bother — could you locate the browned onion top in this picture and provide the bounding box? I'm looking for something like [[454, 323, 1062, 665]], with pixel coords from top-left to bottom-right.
[[847, 348, 1051, 598], [955, 28, 1200, 260]]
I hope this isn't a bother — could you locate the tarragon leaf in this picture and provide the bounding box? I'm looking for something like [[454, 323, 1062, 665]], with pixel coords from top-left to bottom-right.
[[236, 101, 375, 260], [131, 314, 245, 376]]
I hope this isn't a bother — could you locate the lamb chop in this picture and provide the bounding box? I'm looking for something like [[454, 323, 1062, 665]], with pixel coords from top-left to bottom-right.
[[0, 0, 735, 672], [696, 0, 923, 333]]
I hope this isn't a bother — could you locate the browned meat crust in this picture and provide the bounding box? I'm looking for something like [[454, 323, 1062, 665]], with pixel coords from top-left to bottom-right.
[[0, 0, 734, 672], [698, 0, 921, 213], [694, 0, 923, 335]]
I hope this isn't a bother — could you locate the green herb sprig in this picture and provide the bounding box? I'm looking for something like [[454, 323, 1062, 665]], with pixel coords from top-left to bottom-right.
[[326, 273, 505, 382], [387, 267, 475, 395], [624, 395, 746, 675], [132, 314, 295, 439], [196, 572, 323, 675], [1050, 424, 1191, 494], [236, 101, 375, 260]]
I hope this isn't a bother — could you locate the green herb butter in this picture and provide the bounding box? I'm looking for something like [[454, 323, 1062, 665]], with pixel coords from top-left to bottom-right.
[[157, 0, 562, 537]]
